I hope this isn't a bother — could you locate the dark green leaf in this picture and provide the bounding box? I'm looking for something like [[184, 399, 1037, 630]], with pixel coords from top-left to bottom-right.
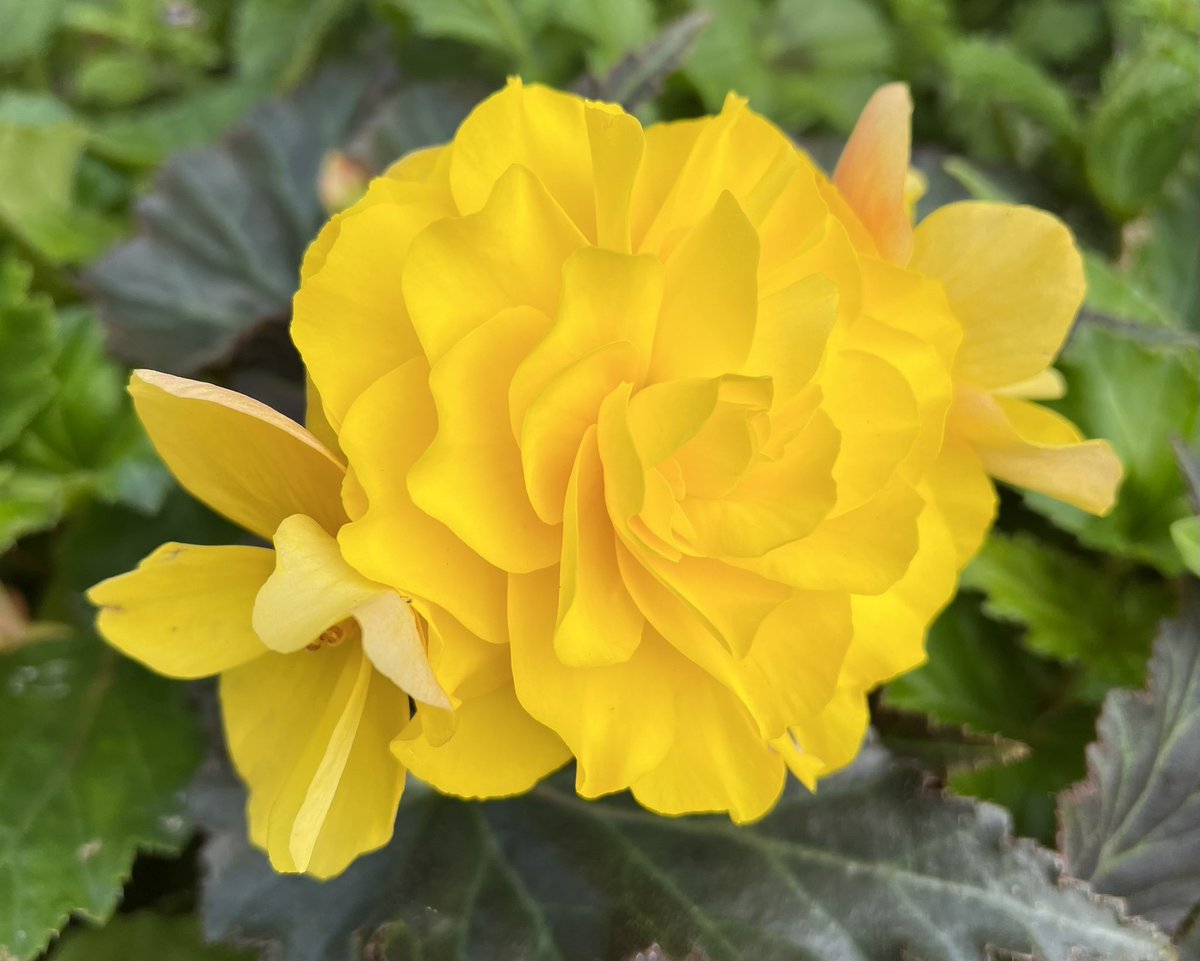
[[551, 0, 656, 73], [195, 749, 1168, 961], [1027, 324, 1200, 574], [873, 707, 1029, 778], [234, 0, 362, 89], [1060, 586, 1200, 940], [962, 531, 1176, 688], [51, 914, 254, 961], [85, 65, 380, 373], [0, 259, 57, 450]]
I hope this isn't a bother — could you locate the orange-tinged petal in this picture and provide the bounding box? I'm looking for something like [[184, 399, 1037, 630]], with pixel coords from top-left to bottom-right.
[[129, 370, 346, 540], [338, 359, 509, 643], [954, 388, 1122, 514], [409, 306, 559, 573], [556, 427, 645, 667], [89, 543, 271, 679], [222, 643, 408, 877], [833, 83, 914, 264], [404, 164, 587, 365], [393, 683, 570, 798], [911, 202, 1085, 389], [509, 568, 677, 797]]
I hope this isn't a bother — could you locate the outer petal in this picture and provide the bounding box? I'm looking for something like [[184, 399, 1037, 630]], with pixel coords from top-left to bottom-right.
[[393, 683, 570, 798], [222, 643, 409, 877], [833, 83, 914, 264], [89, 544, 271, 679], [338, 359, 509, 644], [775, 684, 870, 789], [911, 203, 1085, 389], [953, 388, 1122, 514], [630, 653, 786, 823], [509, 568, 677, 797], [923, 441, 997, 565], [129, 370, 346, 540]]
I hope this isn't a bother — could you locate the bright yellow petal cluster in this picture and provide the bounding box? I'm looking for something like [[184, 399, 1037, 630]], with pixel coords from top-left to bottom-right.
[[90, 79, 1120, 877]]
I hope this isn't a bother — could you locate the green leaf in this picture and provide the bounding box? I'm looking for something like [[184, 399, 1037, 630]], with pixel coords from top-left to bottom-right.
[[0, 466, 67, 551], [90, 81, 267, 167], [385, 0, 554, 69], [0, 0, 66, 65], [0, 259, 57, 450], [73, 50, 158, 108], [1172, 516, 1200, 574], [194, 750, 1169, 961], [52, 914, 254, 961], [962, 531, 1176, 688], [551, 0, 656, 72], [1124, 164, 1200, 329], [0, 636, 203, 959], [1086, 40, 1199, 216], [0, 92, 121, 263], [1059, 586, 1200, 941], [884, 595, 1098, 839], [1026, 324, 1200, 574], [873, 707, 1030, 778], [234, 0, 362, 89]]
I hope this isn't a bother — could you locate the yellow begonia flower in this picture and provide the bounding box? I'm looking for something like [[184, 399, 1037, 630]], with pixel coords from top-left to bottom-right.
[[832, 82, 1123, 561], [290, 77, 1091, 825], [88, 370, 569, 877]]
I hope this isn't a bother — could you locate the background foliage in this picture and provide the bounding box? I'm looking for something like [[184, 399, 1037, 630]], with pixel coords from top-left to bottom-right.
[[0, 0, 1196, 958]]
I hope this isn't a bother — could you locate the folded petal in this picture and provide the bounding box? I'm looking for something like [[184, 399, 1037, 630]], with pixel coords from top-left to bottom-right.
[[338, 359, 510, 643], [89, 543, 271, 679], [774, 684, 870, 789], [833, 83, 914, 264], [222, 643, 408, 877], [130, 370, 346, 540], [911, 202, 1085, 389], [953, 388, 1122, 514], [393, 683, 570, 798], [631, 655, 786, 823], [509, 568, 677, 797]]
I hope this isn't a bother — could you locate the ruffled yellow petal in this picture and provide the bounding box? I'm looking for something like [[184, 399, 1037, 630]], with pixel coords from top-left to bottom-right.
[[630, 654, 786, 823], [393, 683, 570, 797], [833, 83, 914, 264], [338, 359, 509, 643], [774, 684, 870, 789], [88, 544, 271, 679], [404, 164, 586, 365], [953, 388, 1122, 514], [129, 370, 346, 540], [509, 568, 677, 797], [222, 642, 408, 877], [409, 306, 559, 573], [911, 202, 1085, 390]]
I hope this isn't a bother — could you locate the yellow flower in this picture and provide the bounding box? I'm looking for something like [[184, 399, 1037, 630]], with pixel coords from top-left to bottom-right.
[[830, 83, 1123, 562], [88, 371, 567, 877], [292, 79, 991, 821]]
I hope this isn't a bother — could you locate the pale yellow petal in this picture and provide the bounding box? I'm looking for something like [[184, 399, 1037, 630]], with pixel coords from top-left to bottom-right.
[[222, 643, 408, 877], [911, 202, 1085, 389], [89, 543, 271, 679], [129, 370, 346, 540]]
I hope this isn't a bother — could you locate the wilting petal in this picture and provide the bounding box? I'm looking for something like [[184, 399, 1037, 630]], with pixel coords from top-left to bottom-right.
[[393, 683, 570, 797], [954, 388, 1122, 514], [222, 643, 408, 877], [912, 202, 1085, 390], [130, 370, 346, 540], [89, 543, 271, 679], [338, 359, 509, 643], [833, 83, 914, 264]]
